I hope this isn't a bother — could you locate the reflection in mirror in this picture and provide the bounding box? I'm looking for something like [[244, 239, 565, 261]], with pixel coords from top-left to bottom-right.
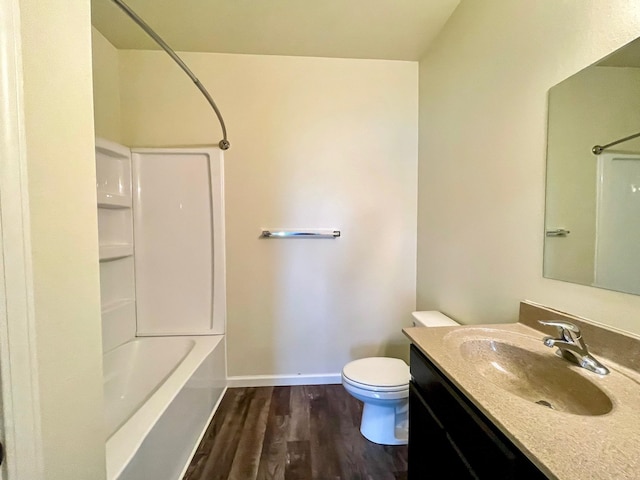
[[544, 36, 640, 295]]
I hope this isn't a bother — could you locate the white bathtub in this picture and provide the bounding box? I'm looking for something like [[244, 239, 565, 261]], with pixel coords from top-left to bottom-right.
[[104, 335, 226, 480]]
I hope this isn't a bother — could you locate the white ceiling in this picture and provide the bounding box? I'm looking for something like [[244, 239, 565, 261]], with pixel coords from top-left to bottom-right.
[[91, 0, 460, 61]]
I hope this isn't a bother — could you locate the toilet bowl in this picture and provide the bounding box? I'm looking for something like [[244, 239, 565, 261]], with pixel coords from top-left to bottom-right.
[[341, 310, 459, 445], [342, 357, 410, 445]]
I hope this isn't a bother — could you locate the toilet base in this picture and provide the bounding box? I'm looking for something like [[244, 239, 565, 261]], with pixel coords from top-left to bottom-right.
[[360, 399, 408, 446]]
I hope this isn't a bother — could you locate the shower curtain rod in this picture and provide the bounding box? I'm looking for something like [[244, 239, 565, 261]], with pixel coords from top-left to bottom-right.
[[110, 0, 230, 150], [592, 131, 640, 155]]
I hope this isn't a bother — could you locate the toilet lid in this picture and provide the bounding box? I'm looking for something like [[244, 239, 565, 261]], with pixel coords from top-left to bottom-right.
[[342, 357, 409, 388]]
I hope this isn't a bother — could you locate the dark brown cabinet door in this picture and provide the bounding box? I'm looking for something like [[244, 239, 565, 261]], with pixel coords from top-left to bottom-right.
[[409, 345, 547, 480]]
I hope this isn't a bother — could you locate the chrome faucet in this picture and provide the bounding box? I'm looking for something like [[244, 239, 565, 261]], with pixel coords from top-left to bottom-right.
[[538, 320, 609, 375]]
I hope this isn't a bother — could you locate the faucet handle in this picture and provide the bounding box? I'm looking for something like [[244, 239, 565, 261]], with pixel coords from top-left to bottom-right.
[[538, 320, 582, 340], [538, 320, 580, 332]]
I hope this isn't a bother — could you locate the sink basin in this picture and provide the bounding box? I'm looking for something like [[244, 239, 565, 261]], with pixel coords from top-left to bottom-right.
[[457, 337, 613, 416]]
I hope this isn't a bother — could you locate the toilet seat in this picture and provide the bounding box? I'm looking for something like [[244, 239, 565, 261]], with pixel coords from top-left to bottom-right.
[[342, 375, 409, 394], [342, 357, 409, 392]]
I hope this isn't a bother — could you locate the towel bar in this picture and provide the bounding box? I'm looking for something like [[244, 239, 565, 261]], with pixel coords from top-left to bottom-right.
[[260, 230, 341, 239]]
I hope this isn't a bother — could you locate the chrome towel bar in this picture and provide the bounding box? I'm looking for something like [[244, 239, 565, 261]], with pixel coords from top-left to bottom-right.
[[260, 230, 341, 239], [545, 229, 570, 237]]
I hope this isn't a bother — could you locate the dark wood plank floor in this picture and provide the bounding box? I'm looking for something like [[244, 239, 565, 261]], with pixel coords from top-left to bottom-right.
[[184, 385, 408, 480]]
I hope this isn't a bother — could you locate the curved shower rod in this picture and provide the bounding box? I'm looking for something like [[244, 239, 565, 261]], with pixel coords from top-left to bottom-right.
[[110, 0, 230, 150], [592, 130, 640, 155]]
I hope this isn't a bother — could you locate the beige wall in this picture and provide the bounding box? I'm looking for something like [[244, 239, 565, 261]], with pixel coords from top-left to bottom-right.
[[117, 51, 418, 376], [19, 0, 106, 478], [92, 26, 122, 143], [545, 66, 640, 285], [417, 0, 640, 335]]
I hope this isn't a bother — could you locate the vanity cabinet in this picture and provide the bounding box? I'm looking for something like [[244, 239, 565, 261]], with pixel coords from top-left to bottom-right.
[[409, 345, 547, 479]]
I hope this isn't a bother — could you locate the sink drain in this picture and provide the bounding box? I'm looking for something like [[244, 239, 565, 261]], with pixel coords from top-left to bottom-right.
[[535, 400, 554, 410]]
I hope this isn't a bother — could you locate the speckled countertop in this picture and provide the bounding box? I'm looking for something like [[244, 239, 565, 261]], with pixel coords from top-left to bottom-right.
[[403, 321, 640, 480]]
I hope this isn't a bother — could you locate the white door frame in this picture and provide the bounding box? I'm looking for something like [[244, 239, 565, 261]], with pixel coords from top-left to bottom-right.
[[0, 0, 45, 478]]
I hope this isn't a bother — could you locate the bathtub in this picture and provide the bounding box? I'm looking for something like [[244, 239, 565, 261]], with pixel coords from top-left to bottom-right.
[[104, 335, 226, 480]]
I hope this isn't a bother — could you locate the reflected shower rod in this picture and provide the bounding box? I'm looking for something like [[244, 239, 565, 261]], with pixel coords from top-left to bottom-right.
[[110, 0, 230, 150], [592, 131, 640, 155]]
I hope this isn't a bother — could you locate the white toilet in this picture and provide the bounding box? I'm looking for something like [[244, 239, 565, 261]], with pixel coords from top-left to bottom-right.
[[341, 311, 459, 445]]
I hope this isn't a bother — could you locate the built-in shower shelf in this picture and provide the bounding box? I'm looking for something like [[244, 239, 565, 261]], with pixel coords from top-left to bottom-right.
[[100, 299, 136, 354], [99, 244, 134, 262], [101, 298, 135, 315], [97, 192, 131, 209]]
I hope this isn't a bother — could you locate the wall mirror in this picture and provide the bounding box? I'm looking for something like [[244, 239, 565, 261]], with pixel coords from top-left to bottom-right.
[[544, 36, 640, 295]]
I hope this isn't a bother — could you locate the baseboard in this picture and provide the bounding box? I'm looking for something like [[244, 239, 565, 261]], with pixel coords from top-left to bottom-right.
[[226, 373, 342, 387]]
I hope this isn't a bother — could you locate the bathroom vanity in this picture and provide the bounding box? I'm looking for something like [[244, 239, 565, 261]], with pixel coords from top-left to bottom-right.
[[404, 301, 640, 480], [409, 345, 545, 479]]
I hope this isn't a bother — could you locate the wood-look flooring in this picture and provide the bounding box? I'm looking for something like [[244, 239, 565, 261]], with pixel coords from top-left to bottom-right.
[[184, 385, 408, 480]]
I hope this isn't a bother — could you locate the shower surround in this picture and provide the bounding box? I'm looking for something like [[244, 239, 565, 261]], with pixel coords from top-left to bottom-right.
[[95, 138, 227, 479]]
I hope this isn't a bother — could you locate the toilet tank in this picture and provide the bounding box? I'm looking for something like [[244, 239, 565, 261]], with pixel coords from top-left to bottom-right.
[[412, 311, 459, 327]]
